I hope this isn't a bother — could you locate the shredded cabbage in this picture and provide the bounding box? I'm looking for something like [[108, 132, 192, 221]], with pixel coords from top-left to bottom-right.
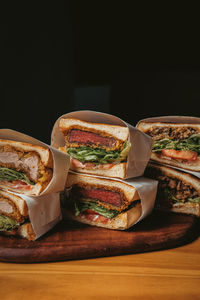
[[0, 215, 18, 232], [67, 141, 131, 164], [0, 167, 34, 185], [152, 134, 200, 154]]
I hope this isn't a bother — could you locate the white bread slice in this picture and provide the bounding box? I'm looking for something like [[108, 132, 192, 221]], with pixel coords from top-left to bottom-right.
[[150, 152, 200, 172], [0, 181, 46, 196], [64, 202, 142, 230], [137, 122, 200, 133], [0, 139, 53, 168], [59, 118, 129, 141], [0, 189, 28, 221], [17, 222, 35, 241], [70, 161, 127, 179], [66, 172, 139, 203], [159, 202, 200, 217]]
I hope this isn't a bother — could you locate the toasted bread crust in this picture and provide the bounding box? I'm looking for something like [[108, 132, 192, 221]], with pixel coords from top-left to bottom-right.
[[137, 122, 200, 133]]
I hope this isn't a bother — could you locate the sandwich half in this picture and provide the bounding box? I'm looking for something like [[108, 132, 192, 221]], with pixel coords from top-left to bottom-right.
[[59, 118, 130, 178], [63, 172, 142, 230], [0, 139, 53, 195], [144, 162, 200, 216], [0, 189, 35, 240], [137, 121, 200, 171]]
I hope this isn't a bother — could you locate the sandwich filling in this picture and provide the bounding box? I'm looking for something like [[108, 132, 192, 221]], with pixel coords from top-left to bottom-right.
[[146, 167, 200, 209], [146, 126, 200, 163], [68, 129, 116, 149], [64, 184, 140, 224], [61, 127, 130, 170], [0, 145, 52, 190], [0, 215, 19, 231]]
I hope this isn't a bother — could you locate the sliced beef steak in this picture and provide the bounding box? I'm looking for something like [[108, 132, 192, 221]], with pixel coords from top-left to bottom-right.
[[67, 129, 116, 148], [72, 186, 122, 207]]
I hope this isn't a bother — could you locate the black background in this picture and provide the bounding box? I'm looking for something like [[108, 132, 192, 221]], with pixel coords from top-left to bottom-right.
[[1, 2, 200, 143]]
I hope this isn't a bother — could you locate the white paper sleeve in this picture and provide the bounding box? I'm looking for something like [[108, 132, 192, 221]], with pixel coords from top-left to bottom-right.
[[12, 192, 62, 240], [124, 176, 158, 224]]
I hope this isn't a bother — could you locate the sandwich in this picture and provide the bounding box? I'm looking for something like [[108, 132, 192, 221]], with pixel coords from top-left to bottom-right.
[[137, 121, 200, 171], [0, 189, 35, 240], [63, 172, 142, 230], [144, 162, 200, 216], [0, 139, 53, 195], [58, 118, 131, 178]]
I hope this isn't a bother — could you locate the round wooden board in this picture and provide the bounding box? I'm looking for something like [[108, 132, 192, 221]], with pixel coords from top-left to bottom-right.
[[0, 211, 199, 263]]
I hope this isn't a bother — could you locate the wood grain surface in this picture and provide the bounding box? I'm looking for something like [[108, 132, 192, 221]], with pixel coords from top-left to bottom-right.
[[2, 237, 200, 300], [0, 211, 199, 263]]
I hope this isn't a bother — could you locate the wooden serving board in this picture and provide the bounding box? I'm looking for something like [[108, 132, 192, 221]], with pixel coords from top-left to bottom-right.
[[0, 211, 199, 263]]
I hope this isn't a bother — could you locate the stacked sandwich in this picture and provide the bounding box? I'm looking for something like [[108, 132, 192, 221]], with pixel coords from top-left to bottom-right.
[[52, 111, 157, 230], [0, 130, 69, 240], [137, 117, 200, 217]]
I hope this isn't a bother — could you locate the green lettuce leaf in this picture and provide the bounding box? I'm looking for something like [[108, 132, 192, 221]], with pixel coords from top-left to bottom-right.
[[152, 134, 200, 154], [74, 200, 119, 218], [0, 167, 34, 185], [73, 198, 140, 219], [0, 215, 18, 231], [67, 141, 131, 164]]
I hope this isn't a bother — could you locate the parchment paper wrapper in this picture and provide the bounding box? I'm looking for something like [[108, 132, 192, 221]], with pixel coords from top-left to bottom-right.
[[67, 171, 158, 228], [136, 116, 200, 179], [125, 176, 158, 225], [0, 129, 70, 195], [12, 191, 62, 240], [51, 110, 153, 179]]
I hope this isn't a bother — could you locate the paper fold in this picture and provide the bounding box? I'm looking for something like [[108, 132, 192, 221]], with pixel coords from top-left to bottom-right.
[[13, 192, 62, 240]]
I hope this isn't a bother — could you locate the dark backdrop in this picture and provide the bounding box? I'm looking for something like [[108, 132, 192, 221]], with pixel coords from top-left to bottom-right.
[[1, 2, 199, 143]]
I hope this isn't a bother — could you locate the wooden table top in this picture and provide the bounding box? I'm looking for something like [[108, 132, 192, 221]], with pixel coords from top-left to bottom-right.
[[1, 235, 200, 299]]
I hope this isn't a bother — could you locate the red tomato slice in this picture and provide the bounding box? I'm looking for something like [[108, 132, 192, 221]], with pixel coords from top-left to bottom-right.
[[161, 149, 198, 161], [82, 210, 109, 224], [84, 209, 97, 215], [1, 180, 31, 190]]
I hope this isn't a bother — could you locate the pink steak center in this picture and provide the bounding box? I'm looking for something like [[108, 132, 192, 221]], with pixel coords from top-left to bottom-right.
[[68, 129, 116, 148], [73, 186, 122, 207]]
